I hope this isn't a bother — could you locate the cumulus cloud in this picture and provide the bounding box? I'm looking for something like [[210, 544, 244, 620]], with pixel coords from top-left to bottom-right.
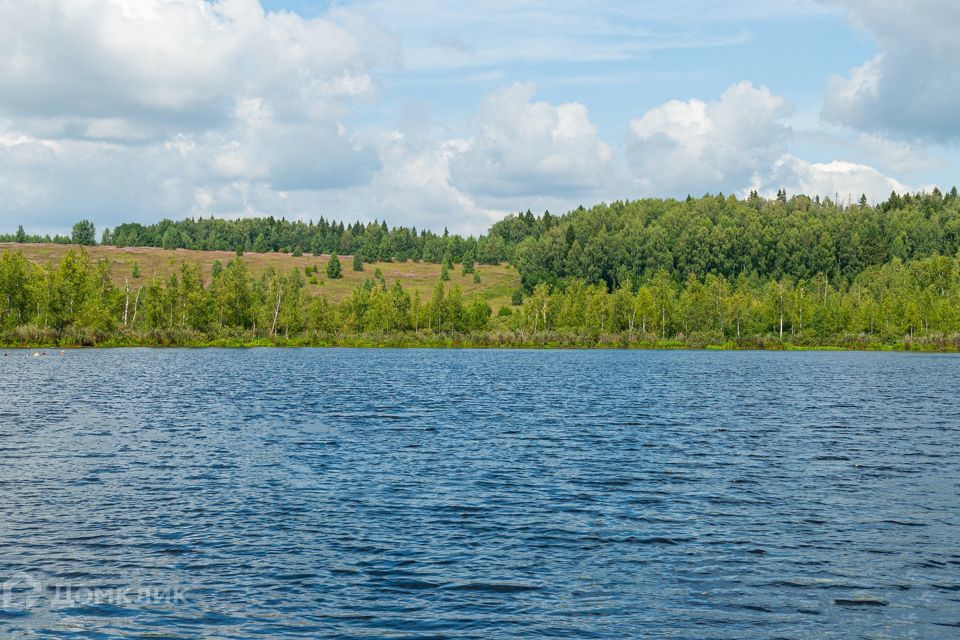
[[449, 83, 613, 198], [352, 134, 503, 235], [626, 81, 792, 195], [0, 1, 936, 237], [762, 156, 911, 204], [822, 0, 960, 139], [0, 0, 393, 138], [622, 80, 918, 202], [0, 0, 391, 231]]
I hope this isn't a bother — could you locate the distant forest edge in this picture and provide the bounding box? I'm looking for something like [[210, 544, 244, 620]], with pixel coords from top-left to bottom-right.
[[3, 188, 960, 350], [5, 188, 960, 288]]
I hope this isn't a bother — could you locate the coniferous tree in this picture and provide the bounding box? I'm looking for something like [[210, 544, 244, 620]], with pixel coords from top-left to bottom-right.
[[352, 253, 363, 272], [326, 253, 343, 279]]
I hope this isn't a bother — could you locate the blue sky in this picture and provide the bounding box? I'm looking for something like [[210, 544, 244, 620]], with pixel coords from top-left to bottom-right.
[[0, 0, 956, 236]]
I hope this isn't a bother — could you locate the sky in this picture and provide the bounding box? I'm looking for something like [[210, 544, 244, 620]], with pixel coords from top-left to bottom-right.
[[1, 0, 958, 237]]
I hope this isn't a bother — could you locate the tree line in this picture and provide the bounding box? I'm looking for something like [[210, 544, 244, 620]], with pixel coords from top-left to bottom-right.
[[6, 189, 960, 292], [2, 247, 959, 350], [102, 217, 510, 266], [506, 188, 960, 291]]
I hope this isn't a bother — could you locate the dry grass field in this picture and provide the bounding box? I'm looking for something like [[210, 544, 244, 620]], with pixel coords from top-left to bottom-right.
[[0, 243, 521, 309]]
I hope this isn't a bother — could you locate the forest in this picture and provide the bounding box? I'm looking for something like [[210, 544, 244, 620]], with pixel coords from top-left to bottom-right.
[[3, 189, 960, 350]]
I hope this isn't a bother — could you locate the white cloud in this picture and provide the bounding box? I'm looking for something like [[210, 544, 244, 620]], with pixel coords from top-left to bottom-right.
[[0, 0, 388, 231], [762, 156, 911, 204], [822, 0, 960, 139], [449, 83, 613, 198], [0, 0, 393, 138], [0, 1, 939, 237], [623, 80, 920, 202], [626, 81, 792, 195], [359, 134, 503, 234]]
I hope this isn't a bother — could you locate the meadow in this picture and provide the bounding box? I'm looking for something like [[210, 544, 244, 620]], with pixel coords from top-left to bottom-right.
[[0, 243, 520, 311]]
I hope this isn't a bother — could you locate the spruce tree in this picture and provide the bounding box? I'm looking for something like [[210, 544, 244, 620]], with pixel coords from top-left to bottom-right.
[[352, 253, 363, 272], [326, 253, 343, 279]]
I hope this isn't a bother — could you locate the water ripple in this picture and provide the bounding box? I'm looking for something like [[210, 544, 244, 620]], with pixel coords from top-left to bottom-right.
[[0, 348, 958, 638]]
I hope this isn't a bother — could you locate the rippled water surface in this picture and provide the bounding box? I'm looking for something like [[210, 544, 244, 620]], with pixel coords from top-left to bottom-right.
[[1, 348, 959, 638]]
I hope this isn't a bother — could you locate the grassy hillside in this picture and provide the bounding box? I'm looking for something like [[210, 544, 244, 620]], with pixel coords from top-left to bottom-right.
[[0, 243, 520, 310]]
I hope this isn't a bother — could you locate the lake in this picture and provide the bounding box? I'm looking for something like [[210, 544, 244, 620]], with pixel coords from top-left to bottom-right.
[[1, 348, 958, 638]]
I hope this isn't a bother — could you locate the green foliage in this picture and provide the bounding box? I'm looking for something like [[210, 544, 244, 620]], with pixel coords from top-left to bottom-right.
[[3, 247, 960, 350], [505, 191, 960, 291], [21, 190, 960, 290], [252, 233, 270, 254], [131, 262, 141, 279], [161, 227, 179, 250], [473, 272, 481, 284], [292, 245, 303, 257], [95, 215, 505, 266], [353, 253, 363, 271], [71, 220, 96, 246], [9, 190, 960, 350], [15, 225, 26, 243], [326, 253, 343, 279]]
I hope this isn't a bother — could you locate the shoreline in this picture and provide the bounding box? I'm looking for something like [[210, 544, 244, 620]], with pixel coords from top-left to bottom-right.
[[2, 335, 956, 353]]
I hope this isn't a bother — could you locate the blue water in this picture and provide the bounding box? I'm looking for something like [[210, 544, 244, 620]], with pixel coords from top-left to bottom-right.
[[1, 349, 959, 638]]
